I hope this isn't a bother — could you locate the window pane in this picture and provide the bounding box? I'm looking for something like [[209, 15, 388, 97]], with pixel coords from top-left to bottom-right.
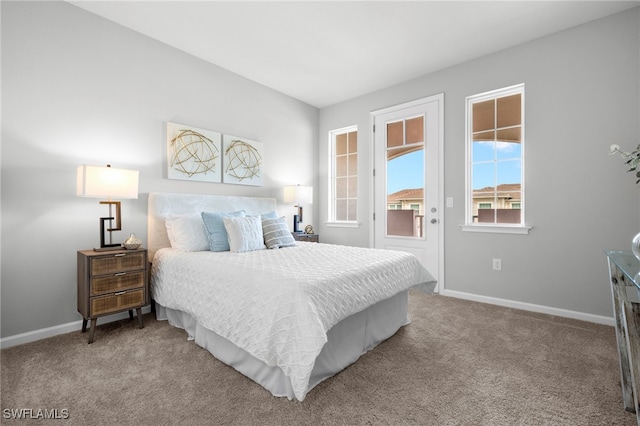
[[496, 127, 521, 143], [473, 141, 495, 162], [496, 141, 521, 160], [348, 176, 357, 198], [348, 153, 357, 174], [473, 130, 495, 141], [473, 162, 495, 192], [336, 177, 348, 198], [336, 199, 348, 221], [336, 156, 347, 176], [405, 116, 424, 144], [497, 94, 521, 128], [336, 133, 347, 155], [496, 159, 521, 185], [348, 199, 357, 221], [473, 100, 495, 132], [348, 132, 358, 153], [387, 121, 403, 148]]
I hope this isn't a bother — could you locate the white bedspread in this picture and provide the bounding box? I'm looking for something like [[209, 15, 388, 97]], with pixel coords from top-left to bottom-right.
[[151, 242, 436, 401]]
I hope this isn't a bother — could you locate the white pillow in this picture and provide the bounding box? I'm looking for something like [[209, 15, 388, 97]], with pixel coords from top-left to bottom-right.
[[165, 213, 209, 251], [223, 216, 265, 253]]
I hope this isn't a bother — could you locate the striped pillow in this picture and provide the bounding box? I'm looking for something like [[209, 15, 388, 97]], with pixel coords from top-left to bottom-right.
[[262, 217, 296, 249]]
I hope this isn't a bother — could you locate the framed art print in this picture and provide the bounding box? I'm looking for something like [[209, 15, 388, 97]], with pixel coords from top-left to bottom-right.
[[166, 122, 222, 183], [222, 135, 263, 186]]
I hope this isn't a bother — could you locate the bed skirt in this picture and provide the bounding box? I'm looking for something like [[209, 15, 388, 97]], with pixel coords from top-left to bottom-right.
[[155, 290, 410, 401]]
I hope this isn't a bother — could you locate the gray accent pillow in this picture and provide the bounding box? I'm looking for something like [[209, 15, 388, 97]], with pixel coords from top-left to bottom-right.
[[262, 217, 296, 249]]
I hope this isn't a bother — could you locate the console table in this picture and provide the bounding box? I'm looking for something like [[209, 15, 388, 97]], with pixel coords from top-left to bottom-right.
[[605, 250, 640, 425]]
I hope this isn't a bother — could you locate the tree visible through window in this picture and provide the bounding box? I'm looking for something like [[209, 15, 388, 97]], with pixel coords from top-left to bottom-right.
[[466, 84, 524, 226]]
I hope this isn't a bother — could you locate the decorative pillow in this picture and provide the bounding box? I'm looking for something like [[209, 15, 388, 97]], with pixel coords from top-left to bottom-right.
[[165, 213, 209, 251], [223, 216, 265, 253], [262, 217, 297, 249], [201, 210, 246, 252], [260, 211, 279, 220]]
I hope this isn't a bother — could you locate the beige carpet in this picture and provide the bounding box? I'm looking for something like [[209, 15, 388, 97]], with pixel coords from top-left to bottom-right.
[[1, 292, 635, 425]]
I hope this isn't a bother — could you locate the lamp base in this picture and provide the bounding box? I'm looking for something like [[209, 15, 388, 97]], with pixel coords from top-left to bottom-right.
[[293, 214, 300, 233]]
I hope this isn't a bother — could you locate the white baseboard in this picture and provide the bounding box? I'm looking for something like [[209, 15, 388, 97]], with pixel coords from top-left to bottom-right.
[[0, 306, 152, 349], [441, 289, 615, 326]]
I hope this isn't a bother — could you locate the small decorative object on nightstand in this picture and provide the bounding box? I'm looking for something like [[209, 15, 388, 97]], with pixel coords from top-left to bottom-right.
[[123, 233, 142, 250], [77, 248, 149, 343], [292, 232, 319, 243]]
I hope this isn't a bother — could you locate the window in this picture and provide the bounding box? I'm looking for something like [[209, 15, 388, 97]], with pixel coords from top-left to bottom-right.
[[465, 84, 529, 234], [329, 126, 358, 224]]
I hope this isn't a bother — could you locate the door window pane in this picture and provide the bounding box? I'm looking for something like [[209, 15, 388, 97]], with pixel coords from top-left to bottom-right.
[[387, 116, 425, 237]]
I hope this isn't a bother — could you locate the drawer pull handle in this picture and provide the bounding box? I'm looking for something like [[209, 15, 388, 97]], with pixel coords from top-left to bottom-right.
[[114, 254, 126, 257], [114, 272, 126, 277], [114, 291, 127, 296]]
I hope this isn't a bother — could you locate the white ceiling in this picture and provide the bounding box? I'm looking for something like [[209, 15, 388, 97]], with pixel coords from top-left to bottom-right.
[[69, 1, 639, 108]]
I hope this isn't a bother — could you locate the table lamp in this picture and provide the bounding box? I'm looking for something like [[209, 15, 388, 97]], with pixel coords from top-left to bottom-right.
[[284, 185, 313, 233], [77, 164, 139, 251]]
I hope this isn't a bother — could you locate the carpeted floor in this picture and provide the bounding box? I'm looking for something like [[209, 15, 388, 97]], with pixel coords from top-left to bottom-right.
[[1, 291, 635, 425]]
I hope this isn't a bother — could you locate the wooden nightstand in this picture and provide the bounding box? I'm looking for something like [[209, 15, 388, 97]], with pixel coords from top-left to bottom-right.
[[77, 248, 149, 344], [292, 233, 319, 243]]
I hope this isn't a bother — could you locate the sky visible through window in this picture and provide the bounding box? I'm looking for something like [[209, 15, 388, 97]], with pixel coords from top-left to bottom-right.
[[388, 141, 521, 195], [472, 141, 521, 189], [387, 150, 423, 194]]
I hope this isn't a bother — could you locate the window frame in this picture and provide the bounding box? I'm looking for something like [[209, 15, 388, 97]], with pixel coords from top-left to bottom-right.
[[327, 125, 359, 227], [463, 83, 531, 234]]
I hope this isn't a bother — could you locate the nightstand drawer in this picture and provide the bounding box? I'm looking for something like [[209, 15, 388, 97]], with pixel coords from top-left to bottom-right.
[[91, 270, 145, 296], [90, 289, 145, 316], [90, 252, 146, 276]]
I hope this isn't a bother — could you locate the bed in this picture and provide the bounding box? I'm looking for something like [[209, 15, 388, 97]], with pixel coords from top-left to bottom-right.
[[148, 192, 436, 401]]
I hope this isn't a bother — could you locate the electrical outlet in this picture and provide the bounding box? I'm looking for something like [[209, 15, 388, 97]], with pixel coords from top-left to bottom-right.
[[492, 258, 502, 271]]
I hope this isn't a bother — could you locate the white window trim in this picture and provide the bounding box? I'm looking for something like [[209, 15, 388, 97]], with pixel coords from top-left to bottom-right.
[[325, 221, 361, 228], [327, 125, 358, 226], [461, 224, 531, 234], [464, 83, 530, 234]]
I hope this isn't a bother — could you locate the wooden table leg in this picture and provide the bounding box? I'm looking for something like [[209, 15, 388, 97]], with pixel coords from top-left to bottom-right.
[[136, 308, 144, 329], [81, 319, 88, 333], [128, 310, 134, 320], [88, 318, 97, 344]]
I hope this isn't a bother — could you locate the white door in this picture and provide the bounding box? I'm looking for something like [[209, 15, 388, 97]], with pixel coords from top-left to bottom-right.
[[372, 94, 443, 292]]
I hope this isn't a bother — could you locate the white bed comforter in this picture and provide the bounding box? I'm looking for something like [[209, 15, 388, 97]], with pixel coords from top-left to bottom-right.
[[151, 242, 436, 401]]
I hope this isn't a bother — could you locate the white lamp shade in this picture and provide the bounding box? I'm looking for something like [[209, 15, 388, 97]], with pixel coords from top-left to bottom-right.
[[284, 185, 313, 204], [77, 165, 139, 199]]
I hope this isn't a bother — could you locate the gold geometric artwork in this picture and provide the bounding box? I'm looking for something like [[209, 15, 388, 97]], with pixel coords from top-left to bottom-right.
[[166, 122, 222, 183], [222, 135, 264, 186], [166, 122, 264, 186], [170, 129, 219, 177]]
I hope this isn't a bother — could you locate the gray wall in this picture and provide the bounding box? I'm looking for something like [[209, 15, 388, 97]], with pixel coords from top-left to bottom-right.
[[1, 1, 318, 338], [318, 8, 640, 318]]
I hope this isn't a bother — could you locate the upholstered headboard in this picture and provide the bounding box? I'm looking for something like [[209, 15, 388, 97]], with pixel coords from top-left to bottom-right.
[[147, 192, 277, 260]]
